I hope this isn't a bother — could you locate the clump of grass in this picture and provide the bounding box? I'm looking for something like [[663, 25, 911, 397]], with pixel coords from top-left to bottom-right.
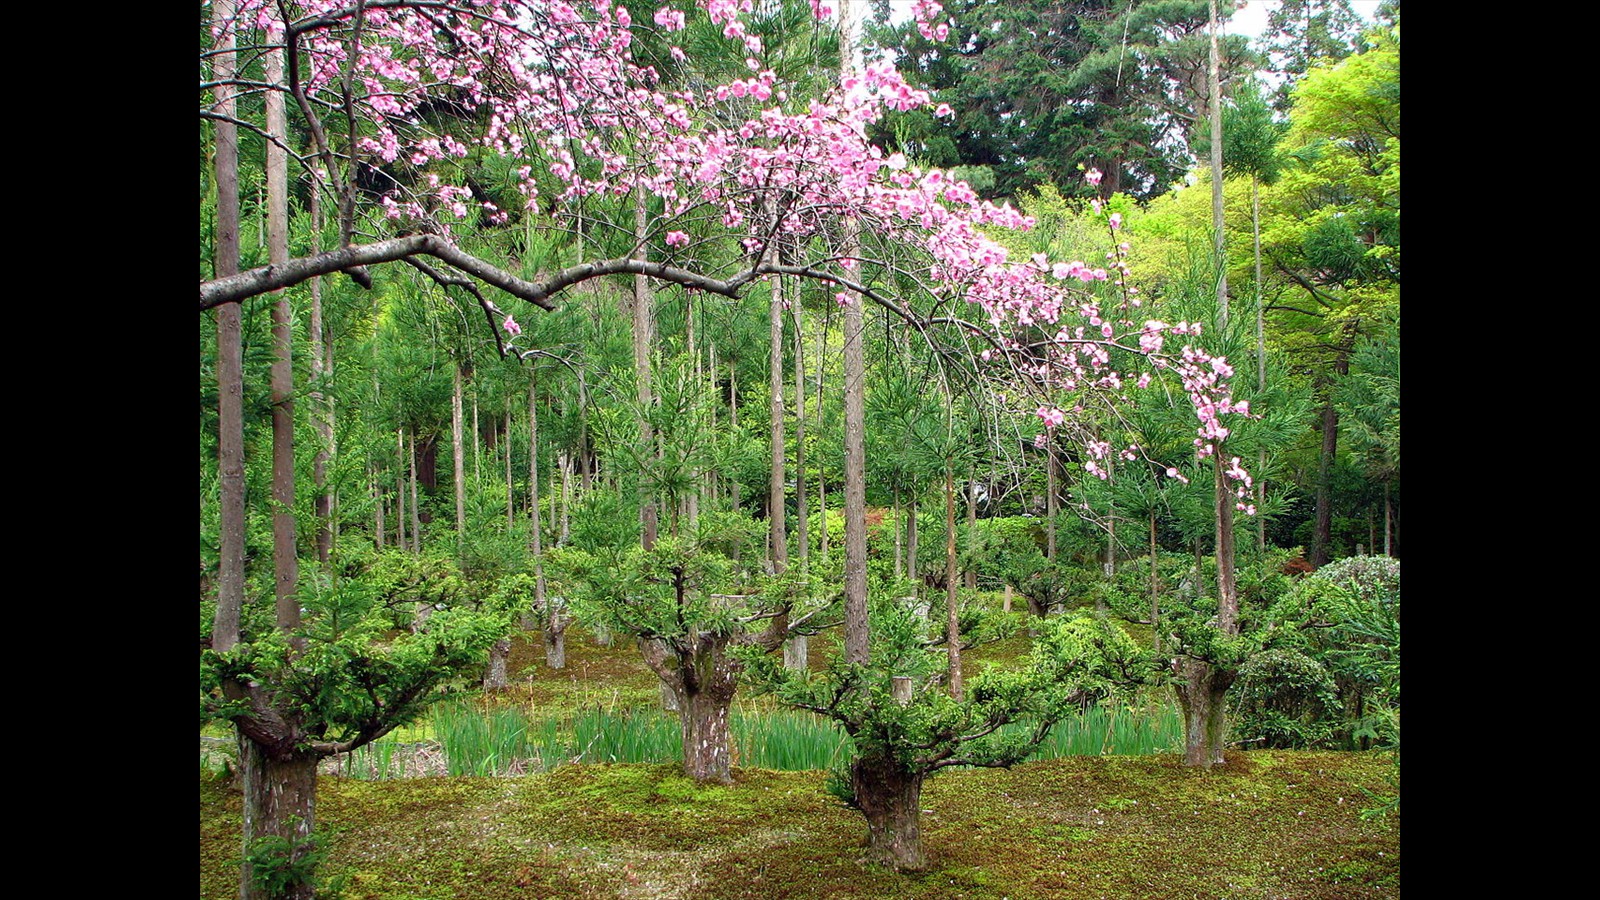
[[1026, 700, 1184, 759]]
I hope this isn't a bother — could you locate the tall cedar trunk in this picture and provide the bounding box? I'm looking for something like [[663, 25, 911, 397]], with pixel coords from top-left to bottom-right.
[[964, 468, 977, 589], [1149, 510, 1161, 655], [769, 267, 787, 572], [267, 47, 299, 642], [851, 753, 927, 871], [396, 427, 407, 550], [1383, 482, 1393, 556], [839, 7, 869, 666], [633, 187, 658, 549], [211, 0, 244, 654], [945, 464, 962, 700], [842, 266, 869, 664], [506, 404, 515, 529], [1253, 176, 1267, 553], [373, 466, 385, 549], [452, 363, 466, 549], [1311, 395, 1338, 567], [685, 295, 701, 532], [892, 485, 902, 578], [240, 747, 321, 900], [906, 496, 918, 585], [409, 429, 422, 551], [1214, 457, 1238, 628], [309, 169, 333, 567], [1174, 657, 1235, 768], [817, 314, 829, 563], [1045, 447, 1058, 563], [793, 307, 808, 563]]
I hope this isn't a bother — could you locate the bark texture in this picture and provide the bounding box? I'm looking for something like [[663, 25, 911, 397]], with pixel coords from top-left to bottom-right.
[[851, 754, 928, 871]]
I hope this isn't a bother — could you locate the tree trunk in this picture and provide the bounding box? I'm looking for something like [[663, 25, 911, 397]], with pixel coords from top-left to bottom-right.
[[409, 429, 422, 552], [240, 745, 320, 900], [1046, 447, 1058, 563], [633, 186, 659, 550], [769, 267, 788, 573], [842, 284, 870, 665], [1311, 395, 1338, 567], [945, 465, 962, 701], [793, 306, 808, 564], [1174, 657, 1235, 769], [452, 363, 466, 549], [1214, 455, 1238, 630], [851, 753, 927, 871], [964, 468, 977, 590], [396, 426, 408, 551], [1149, 510, 1161, 656], [211, 0, 244, 655], [483, 637, 511, 691], [679, 681, 735, 784], [309, 166, 333, 568], [1253, 176, 1267, 554], [266, 45, 298, 643], [543, 599, 567, 669]]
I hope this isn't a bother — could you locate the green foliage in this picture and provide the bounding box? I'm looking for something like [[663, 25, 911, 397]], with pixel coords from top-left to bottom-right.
[[244, 818, 341, 900], [1230, 648, 1342, 749], [201, 559, 509, 756]]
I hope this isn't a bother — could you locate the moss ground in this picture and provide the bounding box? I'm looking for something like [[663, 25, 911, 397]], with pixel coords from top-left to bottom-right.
[[202, 748, 1395, 899]]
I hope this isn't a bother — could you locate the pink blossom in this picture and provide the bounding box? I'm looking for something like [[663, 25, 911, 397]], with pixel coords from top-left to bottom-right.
[[502, 316, 522, 337], [935, 103, 953, 118], [1036, 406, 1066, 428], [665, 230, 689, 248], [1085, 168, 1103, 186], [1109, 213, 1122, 230]]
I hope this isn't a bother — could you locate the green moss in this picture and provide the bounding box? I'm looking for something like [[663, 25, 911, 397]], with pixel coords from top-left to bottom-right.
[[206, 751, 1396, 899]]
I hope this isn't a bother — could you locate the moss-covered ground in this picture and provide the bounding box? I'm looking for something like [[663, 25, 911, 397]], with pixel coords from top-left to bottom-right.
[[203, 620, 1398, 898]]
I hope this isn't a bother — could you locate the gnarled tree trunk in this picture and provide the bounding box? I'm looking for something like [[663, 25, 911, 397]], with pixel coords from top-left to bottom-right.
[[1173, 657, 1235, 768], [851, 752, 927, 871], [239, 744, 321, 900]]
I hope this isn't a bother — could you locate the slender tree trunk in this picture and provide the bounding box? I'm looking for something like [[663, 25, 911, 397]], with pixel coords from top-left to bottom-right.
[[906, 495, 918, 586], [1253, 177, 1267, 554], [396, 427, 408, 551], [945, 465, 962, 700], [851, 754, 927, 871], [1383, 482, 1392, 557], [1046, 447, 1058, 563], [373, 467, 385, 550], [1214, 457, 1238, 628], [505, 403, 515, 529], [1149, 510, 1161, 656], [633, 187, 658, 549], [817, 314, 829, 564], [892, 485, 902, 579], [452, 363, 466, 550], [685, 295, 701, 532], [769, 267, 788, 573], [266, 47, 298, 643], [409, 429, 422, 552], [794, 310, 808, 560], [964, 468, 977, 590], [211, 0, 244, 655], [839, 7, 869, 666], [309, 169, 333, 568], [1311, 395, 1338, 567]]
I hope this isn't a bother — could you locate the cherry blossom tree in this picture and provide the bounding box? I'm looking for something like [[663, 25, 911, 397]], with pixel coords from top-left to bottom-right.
[[202, 0, 1251, 889]]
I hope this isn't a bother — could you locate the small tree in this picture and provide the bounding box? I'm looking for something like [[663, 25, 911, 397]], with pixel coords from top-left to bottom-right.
[[747, 600, 1149, 870], [547, 510, 835, 783]]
